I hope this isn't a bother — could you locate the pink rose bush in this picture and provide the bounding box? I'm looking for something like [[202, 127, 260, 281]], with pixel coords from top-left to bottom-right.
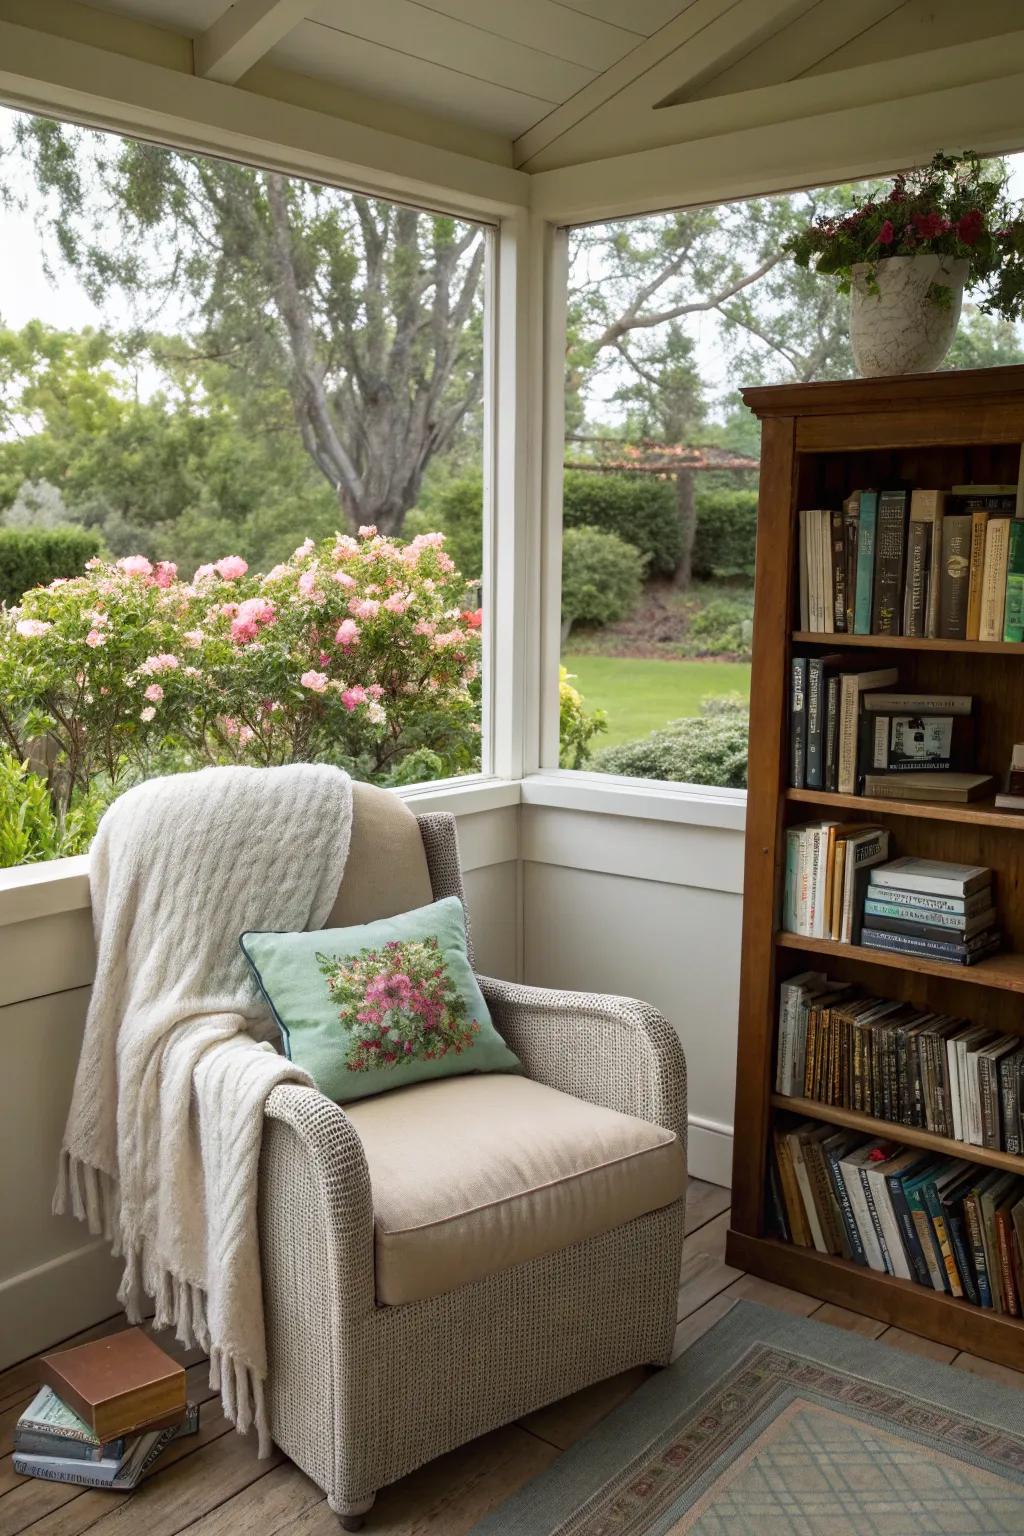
[[0, 526, 482, 845]]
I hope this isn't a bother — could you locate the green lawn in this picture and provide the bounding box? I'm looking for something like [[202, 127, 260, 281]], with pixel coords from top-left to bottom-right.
[[563, 653, 752, 748]]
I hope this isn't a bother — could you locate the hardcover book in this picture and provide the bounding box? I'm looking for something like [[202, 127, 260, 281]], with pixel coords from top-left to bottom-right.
[[853, 491, 878, 635], [939, 513, 973, 640], [1004, 519, 1024, 643], [979, 514, 1012, 642], [38, 1329, 186, 1443], [871, 490, 908, 635]]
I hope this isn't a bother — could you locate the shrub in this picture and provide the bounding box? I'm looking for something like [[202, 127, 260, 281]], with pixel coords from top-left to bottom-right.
[[592, 696, 749, 788], [0, 526, 103, 605], [559, 666, 607, 769], [0, 752, 106, 868], [562, 526, 645, 635], [0, 529, 482, 845], [687, 596, 754, 658], [562, 471, 681, 577], [405, 475, 483, 584], [691, 488, 758, 581]]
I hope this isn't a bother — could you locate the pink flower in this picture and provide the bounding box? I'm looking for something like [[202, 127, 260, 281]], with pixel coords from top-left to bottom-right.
[[193, 563, 216, 582], [15, 618, 50, 637], [332, 536, 359, 561], [957, 208, 984, 245], [358, 525, 378, 539], [144, 683, 164, 702], [300, 669, 329, 693], [413, 619, 436, 637], [153, 561, 177, 588], [335, 618, 360, 647], [139, 653, 179, 674], [367, 683, 384, 699], [140, 706, 157, 722], [183, 629, 203, 648], [215, 555, 248, 580], [298, 569, 319, 598], [220, 603, 239, 618], [264, 563, 290, 582], [912, 210, 949, 240], [293, 537, 315, 559], [341, 685, 367, 711], [348, 597, 379, 619], [85, 629, 106, 647], [461, 607, 483, 628], [230, 596, 276, 644], [877, 219, 895, 246], [383, 593, 408, 615], [118, 555, 153, 578], [333, 570, 356, 588]]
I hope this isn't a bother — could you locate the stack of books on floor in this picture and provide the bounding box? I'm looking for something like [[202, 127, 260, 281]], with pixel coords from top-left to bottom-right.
[[770, 1120, 1024, 1313], [789, 664, 993, 802], [797, 473, 1024, 641], [861, 857, 1000, 966], [776, 973, 1024, 1153], [13, 1328, 198, 1491]]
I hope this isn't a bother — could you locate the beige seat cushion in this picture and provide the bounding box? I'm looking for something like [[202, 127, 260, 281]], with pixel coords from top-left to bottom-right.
[[343, 1074, 685, 1305], [326, 781, 434, 927]]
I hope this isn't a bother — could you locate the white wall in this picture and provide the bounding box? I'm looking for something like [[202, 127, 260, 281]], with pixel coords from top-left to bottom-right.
[[0, 796, 520, 1369], [520, 800, 744, 1187]]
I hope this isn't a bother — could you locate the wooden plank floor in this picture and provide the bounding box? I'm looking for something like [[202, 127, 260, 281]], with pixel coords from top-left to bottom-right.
[[3, 1176, 1020, 1536]]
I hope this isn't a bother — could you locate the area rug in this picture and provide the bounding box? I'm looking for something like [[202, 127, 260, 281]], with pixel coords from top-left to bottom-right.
[[470, 1301, 1024, 1535]]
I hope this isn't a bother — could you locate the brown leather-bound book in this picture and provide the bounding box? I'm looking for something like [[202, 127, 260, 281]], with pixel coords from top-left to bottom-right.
[[38, 1329, 186, 1441]]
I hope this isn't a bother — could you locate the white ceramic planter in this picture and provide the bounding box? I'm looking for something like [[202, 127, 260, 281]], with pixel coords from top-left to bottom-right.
[[849, 254, 969, 377]]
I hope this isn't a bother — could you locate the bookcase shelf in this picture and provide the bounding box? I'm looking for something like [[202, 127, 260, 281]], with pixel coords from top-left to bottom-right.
[[792, 631, 1024, 655], [786, 786, 1024, 830], [771, 1092, 1024, 1177], [732, 366, 1024, 1372], [775, 930, 1024, 993]]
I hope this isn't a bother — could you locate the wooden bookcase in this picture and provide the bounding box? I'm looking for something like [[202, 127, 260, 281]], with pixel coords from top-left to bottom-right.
[[727, 365, 1024, 1368]]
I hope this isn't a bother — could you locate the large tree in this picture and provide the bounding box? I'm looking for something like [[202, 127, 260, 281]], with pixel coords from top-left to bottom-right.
[[11, 115, 486, 535]]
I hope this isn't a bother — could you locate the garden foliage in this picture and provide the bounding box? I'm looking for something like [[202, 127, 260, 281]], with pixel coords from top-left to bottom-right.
[[562, 471, 682, 576], [561, 526, 646, 633], [0, 529, 482, 865], [592, 695, 749, 788], [558, 666, 608, 770], [0, 526, 103, 606], [690, 489, 758, 581]]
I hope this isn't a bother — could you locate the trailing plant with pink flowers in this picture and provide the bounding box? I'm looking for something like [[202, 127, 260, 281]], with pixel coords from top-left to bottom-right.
[[786, 152, 1024, 315], [0, 528, 482, 861], [316, 936, 481, 1072]]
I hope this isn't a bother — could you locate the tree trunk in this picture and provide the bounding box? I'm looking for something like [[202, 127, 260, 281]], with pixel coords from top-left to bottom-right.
[[673, 468, 697, 589]]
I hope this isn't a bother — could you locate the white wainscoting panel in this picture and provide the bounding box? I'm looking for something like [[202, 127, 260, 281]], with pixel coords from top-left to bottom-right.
[[521, 805, 743, 1186]]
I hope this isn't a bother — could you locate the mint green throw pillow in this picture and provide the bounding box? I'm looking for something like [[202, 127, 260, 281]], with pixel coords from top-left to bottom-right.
[[240, 896, 520, 1103]]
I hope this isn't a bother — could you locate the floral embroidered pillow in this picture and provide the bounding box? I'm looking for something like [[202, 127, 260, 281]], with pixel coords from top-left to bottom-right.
[[240, 896, 520, 1102]]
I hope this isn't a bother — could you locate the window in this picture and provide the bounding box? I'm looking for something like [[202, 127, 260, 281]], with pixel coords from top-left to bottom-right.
[[557, 162, 1024, 789], [0, 108, 491, 867]]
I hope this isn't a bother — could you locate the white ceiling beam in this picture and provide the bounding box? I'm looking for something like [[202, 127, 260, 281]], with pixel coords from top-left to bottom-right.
[[514, 0, 817, 169], [194, 0, 310, 85]]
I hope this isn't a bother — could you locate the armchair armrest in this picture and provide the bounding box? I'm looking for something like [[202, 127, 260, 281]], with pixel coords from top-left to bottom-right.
[[263, 1084, 375, 1307], [477, 976, 687, 1147]]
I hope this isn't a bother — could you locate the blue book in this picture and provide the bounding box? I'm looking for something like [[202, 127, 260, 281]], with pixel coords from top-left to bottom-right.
[[853, 490, 878, 634], [903, 1161, 949, 1292], [886, 1158, 932, 1287], [824, 1134, 867, 1265]]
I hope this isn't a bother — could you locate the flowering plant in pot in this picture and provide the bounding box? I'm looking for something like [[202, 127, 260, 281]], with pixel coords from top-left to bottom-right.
[[786, 152, 1024, 376]]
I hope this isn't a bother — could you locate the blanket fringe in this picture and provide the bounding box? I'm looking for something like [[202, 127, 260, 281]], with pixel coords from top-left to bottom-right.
[[57, 1151, 269, 1457]]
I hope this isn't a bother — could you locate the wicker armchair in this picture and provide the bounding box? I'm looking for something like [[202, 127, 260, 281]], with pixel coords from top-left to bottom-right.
[[260, 791, 687, 1528]]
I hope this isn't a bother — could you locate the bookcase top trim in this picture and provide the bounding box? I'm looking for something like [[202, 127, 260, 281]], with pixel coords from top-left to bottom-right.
[[742, 364, 1024, 420]]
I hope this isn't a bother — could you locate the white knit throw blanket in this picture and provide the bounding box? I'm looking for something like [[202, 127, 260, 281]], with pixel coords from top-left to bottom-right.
[[55, 763, 353, 1456]]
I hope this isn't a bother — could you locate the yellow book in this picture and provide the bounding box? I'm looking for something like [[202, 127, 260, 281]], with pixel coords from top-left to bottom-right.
[[965, 509, 989, 640]]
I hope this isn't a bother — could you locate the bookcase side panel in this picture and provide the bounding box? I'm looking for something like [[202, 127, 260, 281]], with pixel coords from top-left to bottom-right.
[[731, 412, 797, 1235]]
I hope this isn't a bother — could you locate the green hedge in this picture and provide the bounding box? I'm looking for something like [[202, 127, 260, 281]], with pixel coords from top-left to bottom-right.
[[562, 471, 681, 577], [0, 526, 103, 606], [562, 526, 646, 630], [691, 488, 757, 580], [592, 696, 749, 788]]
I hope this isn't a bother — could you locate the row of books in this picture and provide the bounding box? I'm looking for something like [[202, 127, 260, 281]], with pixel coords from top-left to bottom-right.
[[13, 1328, 196, 1491], [770, 1120, 1024, 1313], [789, 665, 994, 803], [798, 481, 1024, 641], [783, 842, 1000, 966], [776, 972, 1024, 1154]]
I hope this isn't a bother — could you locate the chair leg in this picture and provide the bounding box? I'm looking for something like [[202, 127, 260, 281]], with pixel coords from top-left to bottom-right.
[[330, 1494, 375, 1530]]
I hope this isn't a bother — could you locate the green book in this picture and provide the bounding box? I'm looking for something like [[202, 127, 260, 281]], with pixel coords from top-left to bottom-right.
[[1003, 520, 1024, 642], [853, 491, 878, 635]]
